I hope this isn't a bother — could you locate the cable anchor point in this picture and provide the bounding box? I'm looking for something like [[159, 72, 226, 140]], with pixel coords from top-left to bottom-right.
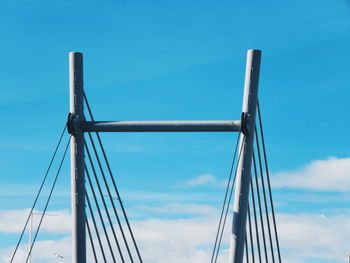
[[67, 113, 78, 135], [241, 112, 250, 136]]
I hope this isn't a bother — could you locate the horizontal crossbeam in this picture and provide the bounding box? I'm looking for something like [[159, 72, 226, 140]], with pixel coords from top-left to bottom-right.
[[81, 120, 241, 132]]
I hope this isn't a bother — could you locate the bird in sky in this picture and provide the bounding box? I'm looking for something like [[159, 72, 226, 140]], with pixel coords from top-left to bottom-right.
[[53, 253, 63, 259]]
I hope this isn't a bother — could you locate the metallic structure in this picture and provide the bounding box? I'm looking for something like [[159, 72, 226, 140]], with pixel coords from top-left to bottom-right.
[[69, 52, 86, 263], [228, 50, 261, 263], [68, 49, 261, 263], [82, 120, 241, 132]]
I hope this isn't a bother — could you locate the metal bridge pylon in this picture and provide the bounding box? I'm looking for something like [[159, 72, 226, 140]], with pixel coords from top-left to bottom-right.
[[68, 49, 261, 263]]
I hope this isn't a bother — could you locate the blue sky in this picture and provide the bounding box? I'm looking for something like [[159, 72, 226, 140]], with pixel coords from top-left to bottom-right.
[[1, 0, 350, 262]]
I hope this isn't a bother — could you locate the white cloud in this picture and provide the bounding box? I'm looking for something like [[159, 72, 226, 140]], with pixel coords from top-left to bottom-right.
[[2, 206, 350, 263], [130, 216, 230, 263], [1, 214, 230, 263], [185, 174, 217, 186], [183, 174, 227, 188], [272, 157, 350, 192], [0, 209, 71, 234], [1, 237, 72, 263], [277, 213, 350, 263], [132, 211, 350, 263]]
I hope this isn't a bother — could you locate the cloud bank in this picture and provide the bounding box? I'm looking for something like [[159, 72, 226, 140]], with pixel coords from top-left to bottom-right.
[[2, 209, 350, 263], [272, 157, 350, 192]]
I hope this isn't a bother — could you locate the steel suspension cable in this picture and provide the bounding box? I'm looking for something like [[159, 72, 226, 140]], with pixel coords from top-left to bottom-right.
[[85, 165, 118, 263], [25, 136, 71, 263], [252, 152, 269, 262], [247, 205, 255, 263], [250, 178, 262, 263], [255, 126, 275, 262], [86, 216, 99, 263], [210, 133, 241, 263], [257, 101, 282, 263], [85, 144, 125, 263], [87, 132, 134, 262], [84, 93, 143, 262], [10, 125, 67, 262], [213, 136, 246, 263], [245, 232, 249, 263], [85, 190, 107, 263]]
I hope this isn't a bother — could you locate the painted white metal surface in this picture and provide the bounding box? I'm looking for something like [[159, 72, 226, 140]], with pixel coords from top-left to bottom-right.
[[228, 49, 261, 263], [69, 52, 86, 263]]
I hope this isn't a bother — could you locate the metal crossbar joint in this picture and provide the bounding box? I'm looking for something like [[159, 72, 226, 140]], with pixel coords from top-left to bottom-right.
[[241, 112, 250, 136], [67, 113, 83, 135], [67, 113, 76, 135]]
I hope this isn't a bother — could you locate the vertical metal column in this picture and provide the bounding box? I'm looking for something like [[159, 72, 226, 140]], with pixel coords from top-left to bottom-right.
[[70, 52, 86, 263], [228, 49, 261, 263]]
